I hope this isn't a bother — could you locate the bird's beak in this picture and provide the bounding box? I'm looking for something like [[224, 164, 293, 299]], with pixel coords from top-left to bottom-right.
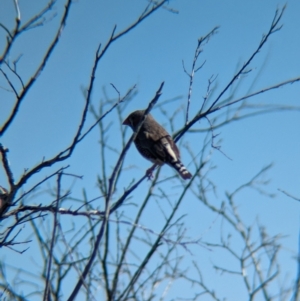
[[122, 118, 129, 126]]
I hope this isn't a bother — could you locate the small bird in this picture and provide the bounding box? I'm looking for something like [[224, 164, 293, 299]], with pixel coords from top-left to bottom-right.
[[0, 185, 9, 215], [123, 110, 192, 180]]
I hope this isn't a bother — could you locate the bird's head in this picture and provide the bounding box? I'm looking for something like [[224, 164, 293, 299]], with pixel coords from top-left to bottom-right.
[[123, 110, 146, 131]]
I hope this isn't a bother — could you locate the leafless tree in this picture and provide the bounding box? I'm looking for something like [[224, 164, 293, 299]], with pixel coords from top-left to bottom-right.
[[0, 1, 299, 300]]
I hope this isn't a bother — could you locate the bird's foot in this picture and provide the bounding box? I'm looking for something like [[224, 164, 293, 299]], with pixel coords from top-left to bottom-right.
[[146, 164, 157, 180]]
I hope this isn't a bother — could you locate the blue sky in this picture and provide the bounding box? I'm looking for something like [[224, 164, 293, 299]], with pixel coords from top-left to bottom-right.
[[1, 0, 300, 300]]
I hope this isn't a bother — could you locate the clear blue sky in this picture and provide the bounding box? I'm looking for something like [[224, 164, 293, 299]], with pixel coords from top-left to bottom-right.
[[0, 0, 299, 299]]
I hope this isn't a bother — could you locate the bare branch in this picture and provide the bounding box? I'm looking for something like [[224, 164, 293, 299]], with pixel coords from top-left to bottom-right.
[[67, 81, 164, 301], [207, 5, 287, 112], [183, 26, 219, 124], [0, 0, 73, 136], [43, 172, 62, 301]]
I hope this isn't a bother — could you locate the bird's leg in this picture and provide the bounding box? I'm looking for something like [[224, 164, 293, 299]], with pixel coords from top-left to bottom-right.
[[146, 164, 157, 180]]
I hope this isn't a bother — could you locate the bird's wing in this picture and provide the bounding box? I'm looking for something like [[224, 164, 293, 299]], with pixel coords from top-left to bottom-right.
[[151, 135, 180, 163]]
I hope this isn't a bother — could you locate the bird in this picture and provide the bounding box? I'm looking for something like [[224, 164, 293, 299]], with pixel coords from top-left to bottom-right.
[[123, 110, 192, 180], [0, 185, 9, 215]]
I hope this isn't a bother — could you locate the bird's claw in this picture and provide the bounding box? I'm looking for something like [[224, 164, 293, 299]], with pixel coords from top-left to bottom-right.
[[146, 170, 153, 180], [146, 164, 157, 180]]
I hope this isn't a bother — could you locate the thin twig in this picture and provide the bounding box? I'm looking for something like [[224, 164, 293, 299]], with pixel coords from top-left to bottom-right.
[[43, 172, 62, 301]]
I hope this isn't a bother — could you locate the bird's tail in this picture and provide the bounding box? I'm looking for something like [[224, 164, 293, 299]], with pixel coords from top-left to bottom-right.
[[170, 160, 192, 180]]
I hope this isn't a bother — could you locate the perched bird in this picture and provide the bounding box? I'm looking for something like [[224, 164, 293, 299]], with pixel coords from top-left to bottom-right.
[[123, 110, 192, 180], [0, 185, 9, 215]]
